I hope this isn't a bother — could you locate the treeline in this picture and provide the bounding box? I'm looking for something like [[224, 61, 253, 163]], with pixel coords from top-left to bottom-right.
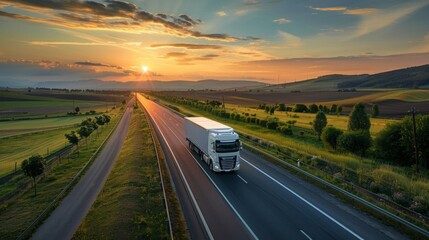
[[258, 103, 343, 115]]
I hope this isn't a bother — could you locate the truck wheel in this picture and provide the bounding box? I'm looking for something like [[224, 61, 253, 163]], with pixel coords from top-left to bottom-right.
[[209, 161, 213, 171]]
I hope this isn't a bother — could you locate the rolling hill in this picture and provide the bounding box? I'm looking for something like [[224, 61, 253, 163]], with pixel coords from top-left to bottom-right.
[[259, 64, 429, 91]]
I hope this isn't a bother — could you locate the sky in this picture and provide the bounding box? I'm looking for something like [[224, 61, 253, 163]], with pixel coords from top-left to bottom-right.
[[0, 0, 429, 83]]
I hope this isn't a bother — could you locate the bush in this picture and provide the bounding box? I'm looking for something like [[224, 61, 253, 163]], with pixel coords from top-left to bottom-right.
[[321, 126, 343, 150], [338, 130, 372, 156], [278, 125, 293, 135], [266, 119, 279, 130], [374, 122, 411, 166], [292, 104, 308, 113]]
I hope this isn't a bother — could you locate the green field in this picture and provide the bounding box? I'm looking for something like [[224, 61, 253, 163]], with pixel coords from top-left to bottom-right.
[[0, 115, 96, 137], [227, 104, 396, 136], [0, 126, 75, 178], [0, 111, 121, 239], [74, 108, 169, 239]]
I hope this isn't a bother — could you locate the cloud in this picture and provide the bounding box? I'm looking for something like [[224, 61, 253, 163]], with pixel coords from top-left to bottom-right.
[[216, 11, 227, 17], [310, 6, 347, 12], [0, 0, 248, 42], [351, 2, 429, 38], [235, 0, 282, 16], [273, 18, 290, 24], [310, 6, 378, 16], [74, 61, 122, 69], [278, 31, 301, 48], [165, 52, 188, 58], [150, 43, 224, 50], [344, 8, 378, 15]]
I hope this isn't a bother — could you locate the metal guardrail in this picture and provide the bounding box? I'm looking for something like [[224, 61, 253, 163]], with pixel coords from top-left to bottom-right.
[[16, 105, 127, 240], [137, 97, 174, 240], [154, 99, 429, 238]]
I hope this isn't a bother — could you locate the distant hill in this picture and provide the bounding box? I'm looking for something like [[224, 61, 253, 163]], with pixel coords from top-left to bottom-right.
[[24, 79, 265, 90], [337, 64, 429, 88], [259, 64, 429, 91]]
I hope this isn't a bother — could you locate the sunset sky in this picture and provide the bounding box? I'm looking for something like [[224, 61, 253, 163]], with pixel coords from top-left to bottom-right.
[[1, 0, 429, 83]]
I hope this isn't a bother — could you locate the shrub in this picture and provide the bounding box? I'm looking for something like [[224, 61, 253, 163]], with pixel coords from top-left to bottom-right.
[[309, 104, 318, 113], [338, 130, 372, 156], [374, 122, 411, 166], [292, 104, 308, 113], [321, 126, 343, 150], [279, 125, 293, 135], [266, 119, 279, 130]]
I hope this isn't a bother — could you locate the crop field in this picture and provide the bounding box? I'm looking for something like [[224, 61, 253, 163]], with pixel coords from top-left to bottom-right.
[[0, 90, 127, 119], [156, 89, 429, 118], [0, 126, 74, 178], [227, 105, 397, 136], [0, 115, 94, 137]]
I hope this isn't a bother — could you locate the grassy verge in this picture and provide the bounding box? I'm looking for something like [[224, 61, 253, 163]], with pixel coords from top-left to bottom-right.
[[0, 109, 121, 240], [73, 107, 170, 239]]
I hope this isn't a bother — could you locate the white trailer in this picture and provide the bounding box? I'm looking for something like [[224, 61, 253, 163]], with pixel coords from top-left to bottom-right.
[[185, 117, 241, 172]]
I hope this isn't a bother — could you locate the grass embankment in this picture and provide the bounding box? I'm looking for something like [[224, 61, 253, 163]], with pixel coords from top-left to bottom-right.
[[153, 96, 429, 225], [74, 108, 169, 239], [0, 110, 121, 240]]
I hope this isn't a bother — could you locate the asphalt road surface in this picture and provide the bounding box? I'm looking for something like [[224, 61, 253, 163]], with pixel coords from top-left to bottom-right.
[[137, 94, 408, 240], [31, 99, 134, 240]]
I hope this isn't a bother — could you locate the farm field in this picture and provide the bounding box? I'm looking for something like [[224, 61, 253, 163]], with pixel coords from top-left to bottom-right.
[[157, 89, 429, 118], [226, 105, 397, 136], [0, 115, 95, 137], [0, 126, 75, 178], [0, 89, 127, 119]]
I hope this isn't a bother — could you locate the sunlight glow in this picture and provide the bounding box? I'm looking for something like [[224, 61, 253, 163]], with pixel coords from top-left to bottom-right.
[[142, 65, 149, 73]]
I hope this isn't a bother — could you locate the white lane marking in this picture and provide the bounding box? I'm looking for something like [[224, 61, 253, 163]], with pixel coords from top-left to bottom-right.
[[138, 97, 214, 240], [240, 157, 364, 240], [155, 112, 259, 240], [300, 230, 312, 240], [237, 174, 248, 184]]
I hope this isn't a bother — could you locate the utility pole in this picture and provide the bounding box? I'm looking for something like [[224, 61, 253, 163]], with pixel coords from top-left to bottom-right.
[[411, 106, 419, 173]]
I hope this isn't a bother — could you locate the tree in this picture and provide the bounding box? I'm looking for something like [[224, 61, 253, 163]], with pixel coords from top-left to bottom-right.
[[330, 104, 338, 114], [374, 122, 410, 165], [338, 130, 372, 156], [21, 155, 44, 196], [78, 126, 93, 144], [278, 103, 286, 111], [348, 103, 370, 131], [65, 131, 79, 152], [309, 104, 318, 113], [293, 104, 308, 113], [75, 106, 80, 114], [371, 104, 379, 118], [313, 111, 327, 140], [321, 126, 343, 150], [337, 105, 343, 115], [269, 106, 275, 115]]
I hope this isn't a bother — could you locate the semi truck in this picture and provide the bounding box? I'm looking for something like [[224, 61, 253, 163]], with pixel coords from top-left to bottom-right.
[[184, 117, 241, 172]]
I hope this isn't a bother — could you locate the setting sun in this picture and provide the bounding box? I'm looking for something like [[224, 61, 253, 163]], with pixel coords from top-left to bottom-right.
[[142, 66, 149, 73]]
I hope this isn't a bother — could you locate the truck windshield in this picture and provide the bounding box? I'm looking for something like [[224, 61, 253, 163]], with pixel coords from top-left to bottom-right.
[[215, 140, 240, 153]]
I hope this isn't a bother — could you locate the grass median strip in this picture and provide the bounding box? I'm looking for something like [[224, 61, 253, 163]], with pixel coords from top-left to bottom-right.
[[0, 110, 121, 240], [73, 107, 170, 239]]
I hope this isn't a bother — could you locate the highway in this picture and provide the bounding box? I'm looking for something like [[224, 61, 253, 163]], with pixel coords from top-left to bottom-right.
[[31, 99, 134, 240], [137, 94, 407, 240]]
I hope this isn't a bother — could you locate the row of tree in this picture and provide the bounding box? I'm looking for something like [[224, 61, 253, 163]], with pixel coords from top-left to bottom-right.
[[314, 103, 428, 170], [65, 114, 111, 150]]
